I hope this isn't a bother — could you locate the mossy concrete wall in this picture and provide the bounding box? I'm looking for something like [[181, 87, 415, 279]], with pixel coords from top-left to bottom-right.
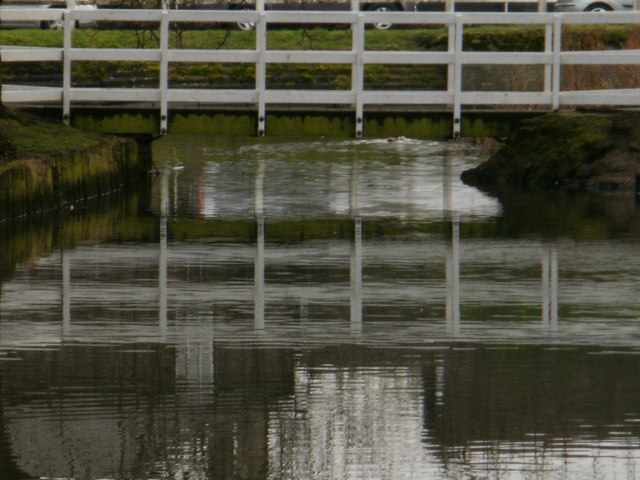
[[69, 108, 540, 138], [0, 137, 146, 220]]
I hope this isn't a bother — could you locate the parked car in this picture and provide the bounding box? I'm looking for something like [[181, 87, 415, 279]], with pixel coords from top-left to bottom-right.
[[0, 0, 98, 29], [185, 0, 415, 30], [554, 0, 631, 11]]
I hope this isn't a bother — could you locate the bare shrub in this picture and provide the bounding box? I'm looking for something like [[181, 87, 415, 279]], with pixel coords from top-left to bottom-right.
[[563, 25, 640, 91]]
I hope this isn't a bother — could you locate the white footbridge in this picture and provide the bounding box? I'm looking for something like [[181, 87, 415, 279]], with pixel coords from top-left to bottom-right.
[[3, 1, 640, 136]]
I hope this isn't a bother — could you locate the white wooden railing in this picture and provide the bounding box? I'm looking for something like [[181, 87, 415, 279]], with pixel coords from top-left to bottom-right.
[[3, 4, 640, 136]]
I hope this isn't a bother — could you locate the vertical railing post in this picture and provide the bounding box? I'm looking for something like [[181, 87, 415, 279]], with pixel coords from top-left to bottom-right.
[[353, 14, 364, 138], [552, 14, 561, 111], [544, 16, 552, 100], [62, 9, 72, 125], [160, 10, 170, 135], [351, 0, 364, 137], [452, 15, 463, 138], [256, 0, 266, 136], [446, 0, 454, 94]]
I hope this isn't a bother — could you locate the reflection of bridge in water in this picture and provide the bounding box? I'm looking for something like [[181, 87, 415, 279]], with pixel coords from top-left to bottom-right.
[[2, 154, 599, 359], [1, 162, 640, 480]]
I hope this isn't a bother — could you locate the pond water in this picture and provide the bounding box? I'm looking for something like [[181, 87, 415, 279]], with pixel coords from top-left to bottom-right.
[[1, 135, 639, 480]]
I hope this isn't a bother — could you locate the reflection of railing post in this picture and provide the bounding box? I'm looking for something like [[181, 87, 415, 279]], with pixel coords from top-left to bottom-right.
[[542, 244, 558, 330], [446, 217, 460, 335], [62, 251, 71, 336], [255, 216, 265, 331], [550, 246, 558, 329], [443, 149, 460, 335], [159, 170, 169, 337], [349, 159, 358, 214], [350, 216, 363, 335], [254, 159, 265, 331]]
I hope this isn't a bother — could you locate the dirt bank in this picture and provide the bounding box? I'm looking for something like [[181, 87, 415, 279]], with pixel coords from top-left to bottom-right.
[[461, 112, 640, 194]]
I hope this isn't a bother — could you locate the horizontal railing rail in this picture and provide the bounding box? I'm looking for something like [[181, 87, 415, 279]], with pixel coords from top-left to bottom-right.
[[3, 6, 640, 136]]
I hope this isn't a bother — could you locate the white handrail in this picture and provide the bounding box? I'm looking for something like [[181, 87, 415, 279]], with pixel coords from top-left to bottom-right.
[[3, 7, 640, 136]]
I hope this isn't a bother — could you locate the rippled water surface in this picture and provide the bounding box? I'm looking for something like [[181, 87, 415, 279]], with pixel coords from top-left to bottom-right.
[[1, 135, 639, 480]]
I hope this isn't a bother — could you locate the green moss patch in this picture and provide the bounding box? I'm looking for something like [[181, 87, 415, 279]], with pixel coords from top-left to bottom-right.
[[461, 112, 640, 192]]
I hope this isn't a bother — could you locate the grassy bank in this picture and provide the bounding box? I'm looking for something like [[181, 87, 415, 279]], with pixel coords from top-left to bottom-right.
[[4, 25, 640, 91], [461, 111, 640, 192], [0, 24, 631, 51], [1, 108, 105, 158], [0, 109, 147, 220]]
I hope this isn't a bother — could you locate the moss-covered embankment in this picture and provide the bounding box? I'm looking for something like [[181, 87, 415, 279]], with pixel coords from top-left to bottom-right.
[[461, 112, 640, 194], [0, 109, 149, 220]]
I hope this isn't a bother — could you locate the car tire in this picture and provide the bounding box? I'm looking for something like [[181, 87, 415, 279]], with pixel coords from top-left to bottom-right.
[[42, 19, 65, 30], [585, 3, 613, 10], [370, 4, 398, 30], [233, 7, 256, 31]]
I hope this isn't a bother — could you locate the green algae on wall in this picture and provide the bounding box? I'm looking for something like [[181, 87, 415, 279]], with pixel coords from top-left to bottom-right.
[[364, 114, 452, 139], [170, 113, 255, 135], [461, 112, 640, 192], [0, 137, 145, 220], [68, 108, 532, 138], [73, 112, 160, 135], [266, 114, 355, 137]]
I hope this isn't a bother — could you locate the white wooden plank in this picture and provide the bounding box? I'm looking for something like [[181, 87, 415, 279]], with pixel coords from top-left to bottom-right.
[[562, 50, 640, 65], [460, 91, 553, 104], [461, 52, 552, 65], [266, 50, 356, 64], [560, 90, 640, 105], [70, 48, 161, 62], [449, 12, 554, 24], [363, 51, 454, 64], [362, 12, 457, 24], [0, 47, 63, 62], [265, 90, 355, 103], [161, 10, 258, 23], [362, 91, 454, 104], [168, 89, 257, 103], [167, 49, 258, 63], [70, 88, 160, 102], [1, 88, 62, 103], [559, 12, 640, 24], [265, 11, 358, 24], [74, 9, 162, 22], [0, 8, 62, 21], [362, 11, 439, 25]]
